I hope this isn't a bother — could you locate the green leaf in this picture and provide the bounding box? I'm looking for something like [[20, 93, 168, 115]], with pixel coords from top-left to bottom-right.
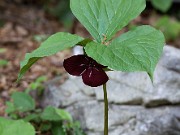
[[23, 113, 40, 122], [33, 34, 48, 42], [29, 82, 39, 90], [70, 0, 146, 42], [47, 0, 74, 29], [155, 16, 180, 41], [0, 60, 8, 67], [51, 122, 66, 135], [0, 48, 7, 53], [18, 32, 84, 81], [9, 113, 19, 119], [40, 122, 52, 132], [151, 0, 172, 12], [55, 109, 73, 122], [0, 117, 35, 135], [41, 106, 72, 121], [36, 76, 47, 83], [85, 25, 165, 80], [68, 121, 85, 135], [5, 101, 16, 114], [11, 92, 35, 112]]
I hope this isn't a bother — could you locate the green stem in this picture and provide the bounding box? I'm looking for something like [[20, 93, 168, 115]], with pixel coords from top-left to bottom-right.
[[103, 83, 108, 135]]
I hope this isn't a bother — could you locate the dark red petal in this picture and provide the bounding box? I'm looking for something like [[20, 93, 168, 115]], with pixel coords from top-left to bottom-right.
[[63, 55, 88, 76], [82, 67, 109, 87]]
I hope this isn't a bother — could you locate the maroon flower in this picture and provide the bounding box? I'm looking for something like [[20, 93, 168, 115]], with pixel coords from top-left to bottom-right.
[[63, 55, 109, 87]]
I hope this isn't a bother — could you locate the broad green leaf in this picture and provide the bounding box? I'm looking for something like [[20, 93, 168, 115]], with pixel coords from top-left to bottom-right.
[[85, 25, 165, 80], [70, 0, 146, 42], [0, 117, 35, 135], [11, 92, 35, 112], [151, 0, 172, 12], [41, 106, 72, 121], [18, 32, 84, 81]]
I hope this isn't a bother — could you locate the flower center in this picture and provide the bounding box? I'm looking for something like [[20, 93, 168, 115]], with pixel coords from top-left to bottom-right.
[[89, 61, 96, 68]]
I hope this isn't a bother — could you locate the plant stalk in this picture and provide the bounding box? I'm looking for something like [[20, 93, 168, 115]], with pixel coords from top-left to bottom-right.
[[103, 83, 108, 135]]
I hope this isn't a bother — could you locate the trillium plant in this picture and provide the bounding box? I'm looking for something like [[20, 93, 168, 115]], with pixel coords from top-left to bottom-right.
[[18, 0, 165, 135]]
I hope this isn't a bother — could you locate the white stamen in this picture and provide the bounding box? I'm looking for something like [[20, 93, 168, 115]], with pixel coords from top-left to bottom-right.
[[80, 69, 86, 75]]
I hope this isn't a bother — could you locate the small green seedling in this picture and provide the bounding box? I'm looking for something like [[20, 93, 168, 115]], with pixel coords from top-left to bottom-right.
[[151, 0, 172, 13], [4, 90, 85, 135], [155, 16, 180, 41], [0, 60, 8, 67], [25, 76, 47, 95]]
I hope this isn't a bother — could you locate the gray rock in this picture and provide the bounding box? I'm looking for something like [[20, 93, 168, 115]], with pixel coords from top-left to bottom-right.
[[41, 76, 95, 108], [68, 102, 180, 135], [160, 46, 180, 72], [41, 46, 180, 135]]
